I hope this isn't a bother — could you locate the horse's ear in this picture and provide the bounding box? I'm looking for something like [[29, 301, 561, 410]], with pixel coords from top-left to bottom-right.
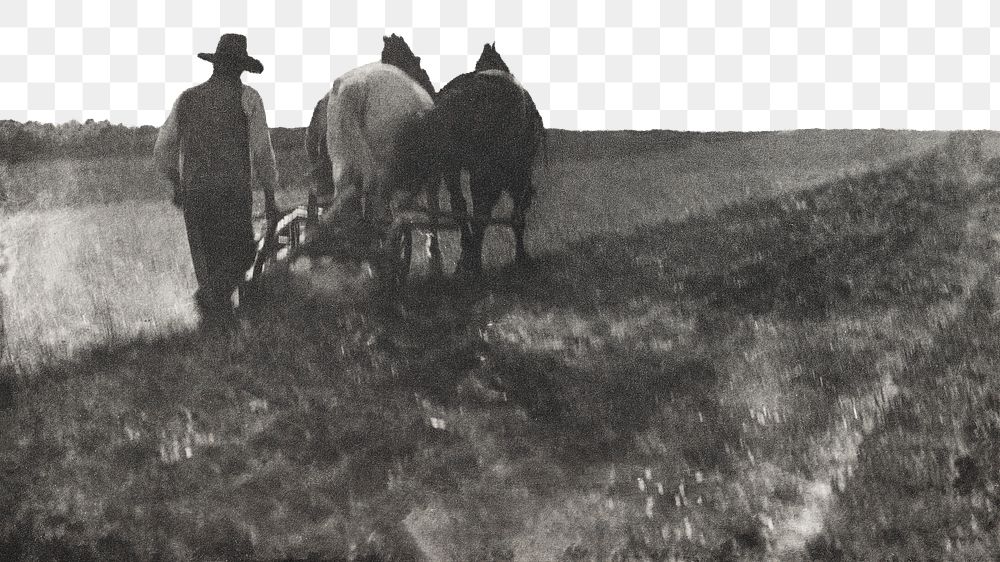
[[383, 36, 389, 43], [491, 41, 496, 50]]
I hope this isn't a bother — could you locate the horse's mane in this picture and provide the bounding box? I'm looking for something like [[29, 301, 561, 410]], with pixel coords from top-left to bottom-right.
[[380, 33, 436, 97], [474, 42, 510, 74], [380, 33, 418, 66], [434, 42, 516, 102]]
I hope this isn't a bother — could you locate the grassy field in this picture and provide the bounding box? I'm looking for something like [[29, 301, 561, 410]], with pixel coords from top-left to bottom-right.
[[2, 128, 999, 560]]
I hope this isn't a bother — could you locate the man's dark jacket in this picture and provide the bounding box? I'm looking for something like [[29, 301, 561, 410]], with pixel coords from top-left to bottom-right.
[[153, 74, 278, 294]]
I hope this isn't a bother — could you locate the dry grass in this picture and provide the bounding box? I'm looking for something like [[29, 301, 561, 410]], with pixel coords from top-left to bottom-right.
[[0, 202, 198, 365], [2, 129, 998, 560]]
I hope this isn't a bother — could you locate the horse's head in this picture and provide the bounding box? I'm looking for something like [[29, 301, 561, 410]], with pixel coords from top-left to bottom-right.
[[474, 42, 510, 74], [381, 34, 436, 97]]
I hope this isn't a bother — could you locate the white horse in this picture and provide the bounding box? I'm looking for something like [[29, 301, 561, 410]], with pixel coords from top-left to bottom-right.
[[304, 60, 443, 276]]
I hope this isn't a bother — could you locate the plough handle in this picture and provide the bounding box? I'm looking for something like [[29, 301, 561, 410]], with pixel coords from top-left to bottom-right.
[[248, 215, 280, 282]]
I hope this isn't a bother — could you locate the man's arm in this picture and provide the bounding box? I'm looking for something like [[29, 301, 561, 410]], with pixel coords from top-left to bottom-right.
[[243, 86, 279, 218], [153, 96, 182, 206]]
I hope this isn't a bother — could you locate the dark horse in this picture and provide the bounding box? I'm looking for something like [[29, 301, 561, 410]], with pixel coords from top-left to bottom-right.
[[420, 42, 546, 275]]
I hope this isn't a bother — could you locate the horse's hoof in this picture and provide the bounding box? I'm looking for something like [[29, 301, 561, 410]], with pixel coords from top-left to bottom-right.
[[515, 256, 538, 273], [428, 257, 445, 278], [453, 262, 483, 282]]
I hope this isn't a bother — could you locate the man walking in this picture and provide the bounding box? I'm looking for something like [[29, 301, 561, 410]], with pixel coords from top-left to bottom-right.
[[154, 34, 278, 320]]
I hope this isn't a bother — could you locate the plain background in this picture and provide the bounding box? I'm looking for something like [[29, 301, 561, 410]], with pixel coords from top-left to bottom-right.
[[0, 0, 996, 130]]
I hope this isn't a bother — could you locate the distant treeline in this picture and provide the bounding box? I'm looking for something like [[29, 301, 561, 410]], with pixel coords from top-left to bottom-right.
[[0, 120, 159, 163], [0, 120, 307, 164], [0, 119, 603, 167]]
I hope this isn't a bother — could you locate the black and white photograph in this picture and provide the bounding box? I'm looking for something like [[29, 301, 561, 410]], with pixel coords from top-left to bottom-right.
[[1, 0, 999, 559]]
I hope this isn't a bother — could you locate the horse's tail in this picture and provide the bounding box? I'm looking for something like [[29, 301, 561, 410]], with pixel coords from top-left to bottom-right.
[[305, 93, 333, 195], [329, 80, 377, 218], [530, 104, 549, 193], [537, 111, 549, 171], [332, 80, 373, 172], [514, 85, 548, 177]]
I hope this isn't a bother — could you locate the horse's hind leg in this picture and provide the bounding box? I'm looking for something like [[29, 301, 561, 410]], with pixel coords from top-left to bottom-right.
[[511, 171, 536, 269], [445, 168, 474, 272], [425, 176, 444, 277], [462, 169, 502, 276]]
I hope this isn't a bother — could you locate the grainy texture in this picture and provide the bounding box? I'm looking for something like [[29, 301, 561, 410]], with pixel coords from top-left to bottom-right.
[[3, 129, 999, 559], [0, 1, 993, 130]]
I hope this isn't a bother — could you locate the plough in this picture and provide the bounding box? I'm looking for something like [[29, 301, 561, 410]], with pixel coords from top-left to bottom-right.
[[245, 185, 519, 291]]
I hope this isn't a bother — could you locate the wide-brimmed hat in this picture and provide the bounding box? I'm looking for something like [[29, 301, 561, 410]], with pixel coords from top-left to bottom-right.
[[197, 34, 263, 74]]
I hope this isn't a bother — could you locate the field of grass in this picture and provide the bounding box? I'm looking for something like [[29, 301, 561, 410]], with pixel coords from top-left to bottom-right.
[[2, 128, 999, 560]]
